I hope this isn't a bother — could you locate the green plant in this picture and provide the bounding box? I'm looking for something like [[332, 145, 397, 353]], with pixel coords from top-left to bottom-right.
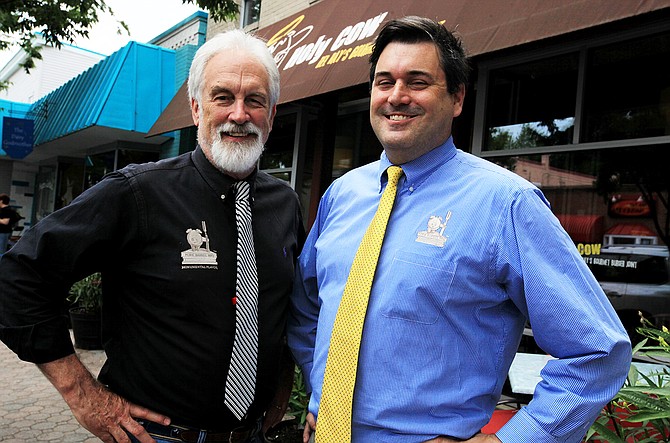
[[287, 366, 309, 425], [67, 272, 103, 314], [586, 317, 670, 442]]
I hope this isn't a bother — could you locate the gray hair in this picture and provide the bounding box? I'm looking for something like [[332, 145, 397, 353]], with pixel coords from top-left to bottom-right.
[[188, 29, 280, 109]]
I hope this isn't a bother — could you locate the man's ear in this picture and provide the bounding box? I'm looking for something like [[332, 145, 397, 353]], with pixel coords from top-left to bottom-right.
[[191, 98, 200, 126], [452, 84, 466, 118], [268, 104, 277, 131]]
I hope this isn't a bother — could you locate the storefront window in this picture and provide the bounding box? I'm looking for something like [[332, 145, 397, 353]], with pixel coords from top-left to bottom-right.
[[56, 160, 84, 210], [84, 151, 116, 189], [333, 100, 382, 180], [582, 32, 670, 142], [84, 149, 159, 190], [491, 146, 669, 336], [261, 113, 296, 184], [484, 53, 579, 151], [116, 149, 159, 170], [242, 0, 261, 27], [33, 165, 56, 222]]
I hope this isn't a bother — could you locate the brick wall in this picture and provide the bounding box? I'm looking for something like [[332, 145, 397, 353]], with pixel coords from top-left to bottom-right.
[[207, 0, 319, 38]]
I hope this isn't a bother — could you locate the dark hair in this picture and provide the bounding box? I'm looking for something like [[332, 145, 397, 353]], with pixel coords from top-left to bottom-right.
[[369, 16, 470, 95], [0, 194, 9, 205]]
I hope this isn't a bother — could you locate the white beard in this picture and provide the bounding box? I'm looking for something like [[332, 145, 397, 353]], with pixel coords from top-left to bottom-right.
[[201, 122, 265, 176]]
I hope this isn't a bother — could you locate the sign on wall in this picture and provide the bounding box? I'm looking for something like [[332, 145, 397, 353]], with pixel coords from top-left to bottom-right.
[[2, 117, 34, 159]]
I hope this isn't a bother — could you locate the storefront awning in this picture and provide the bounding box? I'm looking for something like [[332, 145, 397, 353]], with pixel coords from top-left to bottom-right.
[[606, 223, 657, 238], [147, 0, 670, 136], [556, 214, 604, 244], [29, 41, 176, 162], [145, 81, 193, 137]]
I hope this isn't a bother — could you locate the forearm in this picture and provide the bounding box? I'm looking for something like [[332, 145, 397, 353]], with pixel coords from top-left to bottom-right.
[[38, 353, 171, 443], [38, 353, 99, 404]]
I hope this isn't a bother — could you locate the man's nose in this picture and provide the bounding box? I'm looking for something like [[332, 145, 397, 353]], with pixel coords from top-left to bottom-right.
[[388, 82, 411, 106], [229, 100, 250, 124]]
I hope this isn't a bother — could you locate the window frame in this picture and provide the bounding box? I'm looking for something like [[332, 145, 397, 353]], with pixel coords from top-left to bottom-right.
[[472, 21, 670, 159]]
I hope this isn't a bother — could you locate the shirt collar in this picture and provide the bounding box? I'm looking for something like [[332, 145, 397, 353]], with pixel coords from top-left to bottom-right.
[[378, 137, 458, 193], [191, 145, 258, 201]]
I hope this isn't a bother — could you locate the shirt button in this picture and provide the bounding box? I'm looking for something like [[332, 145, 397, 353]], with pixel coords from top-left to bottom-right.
[[409, 186, 415, 192], [221, 195, 226, 200]]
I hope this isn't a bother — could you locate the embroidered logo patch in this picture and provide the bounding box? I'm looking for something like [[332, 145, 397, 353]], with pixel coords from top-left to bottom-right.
[[415, 211, 451, 247], [181, 221, 218, 269]]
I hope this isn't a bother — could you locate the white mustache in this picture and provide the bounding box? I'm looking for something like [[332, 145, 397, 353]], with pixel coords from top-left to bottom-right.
[[218, 122, 262, 138]]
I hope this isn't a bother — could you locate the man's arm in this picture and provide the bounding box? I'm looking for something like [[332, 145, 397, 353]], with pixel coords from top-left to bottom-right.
[[496, 190, 632, 442], [38, 354, 171, 443], [262, 342, 295, 434]]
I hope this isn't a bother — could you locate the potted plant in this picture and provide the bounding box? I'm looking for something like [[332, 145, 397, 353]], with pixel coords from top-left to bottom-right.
[[67, 272, 103, 350], [586, 317, 670, 442]]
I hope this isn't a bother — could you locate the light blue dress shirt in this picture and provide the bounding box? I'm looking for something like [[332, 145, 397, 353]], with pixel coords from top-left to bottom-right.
[[288, 138, 632, 443]]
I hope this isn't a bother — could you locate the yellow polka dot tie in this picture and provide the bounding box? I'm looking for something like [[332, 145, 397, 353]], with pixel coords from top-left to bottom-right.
[[316, 166, 403, 443]]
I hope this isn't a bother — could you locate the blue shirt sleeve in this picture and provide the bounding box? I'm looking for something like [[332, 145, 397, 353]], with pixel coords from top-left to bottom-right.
[[495, 188, 632, 443], [288, 184, 334, 395]]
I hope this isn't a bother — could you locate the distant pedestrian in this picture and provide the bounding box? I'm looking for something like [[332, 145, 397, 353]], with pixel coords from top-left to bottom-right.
[[0, 193, 20, 256]]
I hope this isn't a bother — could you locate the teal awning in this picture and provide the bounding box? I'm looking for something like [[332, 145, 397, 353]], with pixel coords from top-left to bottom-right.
[[26, 41, 175, 162]]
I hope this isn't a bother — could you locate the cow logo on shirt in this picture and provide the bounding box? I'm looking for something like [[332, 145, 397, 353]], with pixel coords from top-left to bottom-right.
[[181, 220, 218, 268], [416, 211, 451, 247]]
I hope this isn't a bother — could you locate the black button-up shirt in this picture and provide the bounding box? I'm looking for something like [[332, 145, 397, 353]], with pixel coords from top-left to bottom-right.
[[0, 146, 304, 429]]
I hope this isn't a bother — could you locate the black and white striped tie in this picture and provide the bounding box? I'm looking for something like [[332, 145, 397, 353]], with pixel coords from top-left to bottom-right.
[[225, 180, 258, 420]]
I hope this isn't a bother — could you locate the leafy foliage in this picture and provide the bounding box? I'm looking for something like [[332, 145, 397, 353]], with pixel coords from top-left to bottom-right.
[[183, 0, 238, 23], [67, 272, 103, 313], [586, 317, 670, 442], [0, 0, 239, 89], [288, 366, 309, 425], [0, 0, 127, 78]]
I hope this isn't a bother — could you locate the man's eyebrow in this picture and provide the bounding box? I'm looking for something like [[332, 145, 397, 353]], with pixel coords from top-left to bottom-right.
[[207, 85, 269, 100], [374, 69, 434, 79], [207, 85, 232, 96]]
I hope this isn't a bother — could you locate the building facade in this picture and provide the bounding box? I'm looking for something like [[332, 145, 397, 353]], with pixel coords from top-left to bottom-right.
[[0, 11, 208, 228], [2, 1, 669, 336]]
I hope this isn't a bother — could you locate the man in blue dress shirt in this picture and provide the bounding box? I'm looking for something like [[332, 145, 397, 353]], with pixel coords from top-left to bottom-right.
[[288, 16, 632, 443]]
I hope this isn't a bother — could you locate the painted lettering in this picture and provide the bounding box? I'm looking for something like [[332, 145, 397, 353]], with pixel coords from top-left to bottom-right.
[[308, 36, 333, 64], [331, 12, 388, 50], [577, 243, 602, 256]]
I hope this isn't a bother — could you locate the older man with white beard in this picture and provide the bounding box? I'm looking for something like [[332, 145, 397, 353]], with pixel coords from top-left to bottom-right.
[[0, 29, 304, 443]]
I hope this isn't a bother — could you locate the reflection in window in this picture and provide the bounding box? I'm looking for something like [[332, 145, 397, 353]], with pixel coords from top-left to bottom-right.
[[56, 161, 84, 210], [85, 151, 116, 189], [489, 147, 666, 255], [484, 53, 579, 150], [583, 32, 670, 142], [333, 100, 382, 181], [242, 0, 261, 27], [84, 150, 158, 190], [590, 252, 668, 285], [261, 113, 296, 184], [33, 166, 56, 222]]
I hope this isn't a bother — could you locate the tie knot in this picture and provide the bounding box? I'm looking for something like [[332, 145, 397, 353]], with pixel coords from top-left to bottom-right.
[[234, 181, 250, 201], [386, 166, 403, 187]]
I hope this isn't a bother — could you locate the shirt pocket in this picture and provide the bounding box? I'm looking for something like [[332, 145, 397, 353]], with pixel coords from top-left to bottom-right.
[[380, 251, 457, 324]]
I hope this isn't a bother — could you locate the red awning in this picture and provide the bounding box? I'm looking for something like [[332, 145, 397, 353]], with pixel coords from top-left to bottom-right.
[[556, 214, 604, 243], [605, 223, 657, 237], [147, 0, 670, 136]]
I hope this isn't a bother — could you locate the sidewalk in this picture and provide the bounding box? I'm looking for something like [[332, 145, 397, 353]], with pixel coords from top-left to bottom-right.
[[0, 334, 106, 442]]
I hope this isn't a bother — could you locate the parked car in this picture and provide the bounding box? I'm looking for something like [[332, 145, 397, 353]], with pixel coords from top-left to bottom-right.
[[586, 245, 670, 341]]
